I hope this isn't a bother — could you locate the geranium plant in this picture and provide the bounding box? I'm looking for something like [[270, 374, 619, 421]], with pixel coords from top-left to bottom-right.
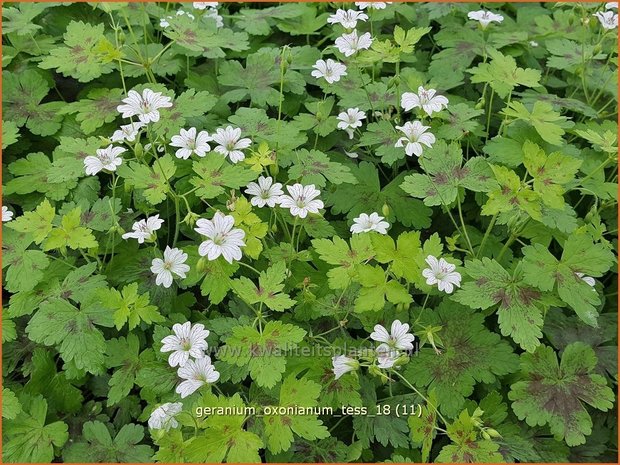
[[1, 1, 618, 463]]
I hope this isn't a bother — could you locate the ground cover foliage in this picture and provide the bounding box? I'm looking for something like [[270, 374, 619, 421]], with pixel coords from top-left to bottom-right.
[[1, 1, 618, 463]]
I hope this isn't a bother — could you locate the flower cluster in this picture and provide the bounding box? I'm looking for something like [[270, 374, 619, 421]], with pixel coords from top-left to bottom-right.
[[332, 320, 415, 379]]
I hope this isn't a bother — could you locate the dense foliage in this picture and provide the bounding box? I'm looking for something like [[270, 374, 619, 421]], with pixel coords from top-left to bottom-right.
[[1, 1, 618, 463]]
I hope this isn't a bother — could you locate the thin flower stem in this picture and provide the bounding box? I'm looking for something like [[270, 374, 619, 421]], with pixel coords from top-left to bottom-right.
[[172, 195, 181, 247], [456, 194, 475, 256], [485, 89, 494, 142], [392, 370, 448, 426], [477, 213, 498, 258], [238, 261, 261, 276]]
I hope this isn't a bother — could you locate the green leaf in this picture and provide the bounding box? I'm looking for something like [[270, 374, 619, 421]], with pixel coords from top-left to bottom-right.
[[2, 120, 20, 149], [358, 121, 403, 165], [39, 21, 116, 82], [153, 89, 217, 137], [371, 231, 422, 282], [190, 154, 256, 199], [522, 233, 615, 326], [311, 234, 375, 289], [59, 88, 124, 134], [6, 199, 55, 244], [453, 258, 551, 352], [105, 334, 141, 406], [26, 298, 112, 374], [185, 393, 263, 462], [288, 149, 356, 187], [468, 49, 541, 98], [118, 155, 176, 205], [2, 229, 49, 293], [408, 391, 438, 462], [327, 161, 432, 229], [99, 283, 164, 330], [508, 343, 615, 446], [354, 264, 412, 312], [2, 388, 22, 420], [24, 348, 83, 414], [64, 421, 153, 462], [4, 152, 76, 200], [1, 3, 49, 35], [42, 207, 98, 251], [220, 321, 306, 388], [522, 141, 581, 209], [2, 69, 63, 136], [482, 164, 542, 221], [263, 375, 329, 453], [436, 409, 503, 462], [404, 302, 519, 417], [218, 48, 305, 107], [401, 140, 496, 206], [3, 395, 68, 463], [231, 261, 295, 311], [501, 101, 572, 146], [435, 103, 484, 140]]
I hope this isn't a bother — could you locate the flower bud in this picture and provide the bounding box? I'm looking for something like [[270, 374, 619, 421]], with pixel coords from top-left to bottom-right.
[[196, 257, 207, 273], [134, 142, 144, 159], [268, 162, 279, 177], [183, 211, 200, 227], [381, 203, 390, 217], [485, 428, 501, 438]]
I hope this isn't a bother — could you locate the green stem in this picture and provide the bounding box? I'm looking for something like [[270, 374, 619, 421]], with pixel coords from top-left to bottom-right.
[[392, 370, 447, 426], [456, 194, 475, 256], [477, 213, 498, 259]]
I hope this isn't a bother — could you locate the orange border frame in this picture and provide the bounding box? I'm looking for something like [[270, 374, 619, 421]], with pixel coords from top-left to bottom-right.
[[0, 1, 618, 465]]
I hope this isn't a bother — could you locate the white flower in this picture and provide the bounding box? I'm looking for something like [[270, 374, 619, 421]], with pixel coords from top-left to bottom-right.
[[195, 212, 246, 263], [356, 2, 391, 10], [401, 86, 449, 116], [606, 2, 618, 10], [350, 213, 389, 234], [311, 59, 347, 84], [117, 88, 173, 124], [193, 2, 218, 9], [593, 11, 618, 29], [176, 9, 195, 19], [576, 272, 596, 288], [337, 107, 366, 138], [332, 355, 359, 379], [344, 150, 359, 159], [467, 10, 504, 28], [111, 122, 144, 143], [122, 215, 164, 244], [376, 343, 400, 369], [151, 246, 190, 288], [422, 255, 461, 294], [370, 320, 415, 351], [395, 121, 436, 157], [244, 176, 284, 208], [148, 402, 183, 431], [176, 356, 220, 398], [211, 126, 252, 163], [2, 206, 14, 222], [279, 184, 324, 218], [160, 17, 170, 28], [529, 40, 539, 47], [327, 9, 368, 28], [84, 145, 125, 176], [335, 30, 373, 57], [204, 8, 224, 27], [161, 321, 210, 368], [170, 127, 212, 159]]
